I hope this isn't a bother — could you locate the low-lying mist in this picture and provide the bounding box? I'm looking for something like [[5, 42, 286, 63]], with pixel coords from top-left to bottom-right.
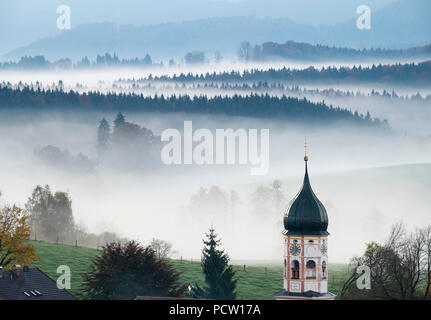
[[2, 66, 431, 139], [0, 109, 430, 263], [1, 57, 429, 91]]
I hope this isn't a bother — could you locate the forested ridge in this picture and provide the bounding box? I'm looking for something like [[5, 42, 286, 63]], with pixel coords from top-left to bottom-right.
[[113, 81, 431, 102], [0, 84, 383, 126], [146, 61, 431, 85], [250, 41, 431, 61]]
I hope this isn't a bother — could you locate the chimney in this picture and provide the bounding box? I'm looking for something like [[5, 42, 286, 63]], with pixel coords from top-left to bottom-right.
[[11, 264, 22, 280], [23, 265, 29, 279]]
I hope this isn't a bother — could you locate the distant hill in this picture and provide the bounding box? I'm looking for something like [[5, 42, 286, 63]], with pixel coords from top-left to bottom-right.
[[0, 0, 396, 56], [3, 18, 315, 61], [3, 0, 430, 61]]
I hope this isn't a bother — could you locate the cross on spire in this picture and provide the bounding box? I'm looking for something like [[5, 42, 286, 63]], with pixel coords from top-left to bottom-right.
[[304, 137, 307, 156]]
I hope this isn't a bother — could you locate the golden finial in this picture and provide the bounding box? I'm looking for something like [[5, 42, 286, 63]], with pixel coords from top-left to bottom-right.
[[304, 137, 309, 161]]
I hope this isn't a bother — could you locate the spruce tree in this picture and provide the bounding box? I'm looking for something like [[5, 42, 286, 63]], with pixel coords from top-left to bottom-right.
[[201, 227, 237, 299], [113, 112, 125, 128], [97, 118, 111, 152]]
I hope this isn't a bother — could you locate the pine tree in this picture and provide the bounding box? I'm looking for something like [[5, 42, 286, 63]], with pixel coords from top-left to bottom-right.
[[97, 118, 111, 152], [113, 112, 125, 128], [200, 227, 237, 299]]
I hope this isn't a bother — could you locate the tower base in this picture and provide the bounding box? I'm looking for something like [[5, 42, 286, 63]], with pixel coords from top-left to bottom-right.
[[275, 290, 336, 300]]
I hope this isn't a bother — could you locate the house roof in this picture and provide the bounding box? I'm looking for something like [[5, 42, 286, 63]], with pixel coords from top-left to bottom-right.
[[0, 268, 77, 300]]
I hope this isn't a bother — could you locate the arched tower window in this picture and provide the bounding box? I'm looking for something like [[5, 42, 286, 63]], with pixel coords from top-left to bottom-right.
[[322, 261, 327, 279], [291, 260, 300, 279], [306, 260, 316, 279]]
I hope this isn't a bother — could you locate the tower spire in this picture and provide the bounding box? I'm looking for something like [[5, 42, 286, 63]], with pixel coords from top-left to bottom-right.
[[276, 144, 335, 300]]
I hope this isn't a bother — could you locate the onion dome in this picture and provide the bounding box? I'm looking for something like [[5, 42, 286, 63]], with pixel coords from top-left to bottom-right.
[[283, 156, 329, 235]]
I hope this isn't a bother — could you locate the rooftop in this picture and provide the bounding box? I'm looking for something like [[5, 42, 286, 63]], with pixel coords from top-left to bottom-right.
[[0, 267, 77, 300], [283, 157, 329, 236]]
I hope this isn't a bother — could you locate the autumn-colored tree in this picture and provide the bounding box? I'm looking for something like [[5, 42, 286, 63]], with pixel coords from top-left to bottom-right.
[[0, 205, 37, 269], [80, 241, 187, 300]]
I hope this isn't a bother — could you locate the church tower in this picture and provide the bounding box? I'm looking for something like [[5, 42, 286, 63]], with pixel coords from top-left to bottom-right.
[[275, 154, 336, 300]]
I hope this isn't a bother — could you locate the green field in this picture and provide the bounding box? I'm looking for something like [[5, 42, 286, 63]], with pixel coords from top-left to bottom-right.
[[30, 241, 349, 299]]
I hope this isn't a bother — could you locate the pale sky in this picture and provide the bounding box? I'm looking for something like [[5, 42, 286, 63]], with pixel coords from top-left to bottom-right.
[[0, 0, 399, 54]]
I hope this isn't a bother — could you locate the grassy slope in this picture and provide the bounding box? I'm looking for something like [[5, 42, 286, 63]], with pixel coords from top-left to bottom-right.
[[31, 241, 99, 297], [30, 240, 349, 299], [172, 260, 349, 300]]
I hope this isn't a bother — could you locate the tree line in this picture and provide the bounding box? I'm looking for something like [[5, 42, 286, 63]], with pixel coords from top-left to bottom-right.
[[186, 180, 286, 218], [112, 80, 431, 102], [0, 84, 384, 126], [0, 53, 154, 70], [238, 40, 431, 62], [146, 60, 431, 85]]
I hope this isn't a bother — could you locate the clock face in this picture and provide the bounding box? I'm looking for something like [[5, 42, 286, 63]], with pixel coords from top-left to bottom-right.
[[321, 241, 328, 256], [289, 243, 301, 256]]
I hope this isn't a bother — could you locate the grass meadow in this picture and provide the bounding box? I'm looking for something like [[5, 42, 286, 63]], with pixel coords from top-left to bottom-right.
[[30, 241, 350, 299]]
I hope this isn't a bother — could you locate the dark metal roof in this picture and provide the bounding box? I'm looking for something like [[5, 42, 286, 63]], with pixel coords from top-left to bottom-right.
[[135, 296, 205, 300], [0, 268, 77, 300], [275, 290, 336, 299], [283, 159, 329, 236]]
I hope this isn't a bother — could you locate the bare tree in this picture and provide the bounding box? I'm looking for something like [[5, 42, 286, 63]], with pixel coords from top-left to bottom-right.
[[237, 41, 252, 62], [341, 222, 430, 300], [150, 238, 177, 259], [385, 225, 423, 299], [422, 225, 431, 299]]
